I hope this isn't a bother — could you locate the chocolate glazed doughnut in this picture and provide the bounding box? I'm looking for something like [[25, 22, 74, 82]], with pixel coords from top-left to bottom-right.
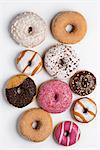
[[5, 74, 36, 108], [69, 70, 96, 96]]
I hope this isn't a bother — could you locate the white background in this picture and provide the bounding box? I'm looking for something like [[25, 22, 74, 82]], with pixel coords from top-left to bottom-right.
[[0, 0, 100, 150]]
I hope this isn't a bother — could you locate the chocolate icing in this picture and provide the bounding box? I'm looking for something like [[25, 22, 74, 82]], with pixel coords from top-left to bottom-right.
[[69, 71, 96, 96], [6, 78, 36, 108]]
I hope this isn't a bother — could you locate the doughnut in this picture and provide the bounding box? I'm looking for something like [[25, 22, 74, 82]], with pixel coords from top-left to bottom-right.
[[37, 80, 72, 113], [53, 121, 80, 146], [16, 50, 43, 76], [10, 12, 47, 48], [5, 74, 36, 108], [51, 11, 87, 44], [18, 108, 53, 142], [69, 70, 96, 96], [44, 44, 80, 80], [72, 97, 97, 123]]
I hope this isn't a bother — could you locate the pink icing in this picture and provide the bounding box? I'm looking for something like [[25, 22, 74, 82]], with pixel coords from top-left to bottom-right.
[[54, 121, 80, 146], [38, 80, 72, 113]]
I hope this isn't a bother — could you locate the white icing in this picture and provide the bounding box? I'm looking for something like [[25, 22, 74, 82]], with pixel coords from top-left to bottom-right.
[[10, 12, 47, 47], [44, 44, 80, 80], [16, 50, 42, 76], [74, 98, 97, 122]]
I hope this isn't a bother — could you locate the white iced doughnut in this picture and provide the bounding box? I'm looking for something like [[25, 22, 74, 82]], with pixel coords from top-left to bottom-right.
[[10, 12, 47, 48], [73, 97, 97, 123], [44, 44, 80, 80], [16, 50, 43, 76]]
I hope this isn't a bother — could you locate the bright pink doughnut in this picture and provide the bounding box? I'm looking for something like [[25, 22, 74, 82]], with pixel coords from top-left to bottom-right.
[[54, 121, 80, 146], [38, 80, 72, 113]]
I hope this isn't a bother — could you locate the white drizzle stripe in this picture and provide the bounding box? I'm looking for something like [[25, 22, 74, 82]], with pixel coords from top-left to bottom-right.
[[67, 136, 70, 146], [59, 122, 65, 144], [75, 128, 80, 142], [69, 122, 73, 132], [67, 122, 73, 146]]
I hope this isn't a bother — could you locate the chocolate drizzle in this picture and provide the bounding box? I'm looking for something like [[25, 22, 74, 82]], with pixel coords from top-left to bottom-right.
[[6, 78, 36, 108]]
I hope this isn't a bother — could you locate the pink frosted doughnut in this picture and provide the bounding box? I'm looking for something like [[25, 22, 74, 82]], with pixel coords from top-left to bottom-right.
[[54, 121, 80, 146], [38, 80, 72, 113]]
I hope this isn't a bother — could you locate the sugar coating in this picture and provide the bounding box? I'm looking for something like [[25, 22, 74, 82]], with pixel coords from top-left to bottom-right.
[[10, 12, 47, 47], [44, 44, 80, 80], [38, 80, 72, 113]]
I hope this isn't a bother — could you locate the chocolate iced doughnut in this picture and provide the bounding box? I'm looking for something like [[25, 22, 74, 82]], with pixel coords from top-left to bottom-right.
[[5, 74, 36, 108], [18, 108, 53, 142], [69, 71, 96, 96]]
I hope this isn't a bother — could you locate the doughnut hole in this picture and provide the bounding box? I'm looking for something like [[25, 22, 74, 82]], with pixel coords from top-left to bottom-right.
[[17, 87, 21, 94], [32, 121, 41, 130], [59, 59, 65, 66], [28, 60, 32, 66], [54, 93, 59, 102], [83, 108, 88, 113], [64, 131, 70, 137], [28, 26, 33, 34], [65, 24, 74, 33]]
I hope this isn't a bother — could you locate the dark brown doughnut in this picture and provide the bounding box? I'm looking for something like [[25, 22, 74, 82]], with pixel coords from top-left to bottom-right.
[[5, 74, 36, 108], [69, 70, 96, 96]]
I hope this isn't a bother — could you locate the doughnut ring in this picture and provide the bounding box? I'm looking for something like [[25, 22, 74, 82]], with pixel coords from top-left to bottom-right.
[[5, 74, 36, 108], [18, 108, 53, 142], [53, 121, 80, 146], [38, 80, 72, 113], [69, 70, 96, 96], [16, 50, 43, 76], [51, 11, 87, 44], [72, 97, 97, 123], [44, 44, 80, 80], [10, 12, 47, 47]]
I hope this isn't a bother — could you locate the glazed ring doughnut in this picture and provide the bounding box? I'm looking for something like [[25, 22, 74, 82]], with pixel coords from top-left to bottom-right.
[[72, 97, 97, 123], [69, 70, 96, 96], [51, 11, 87, 44], [44, 44, 80, 80], [10, 12, 47, 48], [5, 74, 36, 108], [18, 108, 53, 142], [53, 121, 80, 146], [38, 80, 72, 113], [16, 50, 43, 76]]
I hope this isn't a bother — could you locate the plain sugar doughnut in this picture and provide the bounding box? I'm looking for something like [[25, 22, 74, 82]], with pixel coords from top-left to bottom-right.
[[18, 108, 53, 142], [51, 11, 87, 44]]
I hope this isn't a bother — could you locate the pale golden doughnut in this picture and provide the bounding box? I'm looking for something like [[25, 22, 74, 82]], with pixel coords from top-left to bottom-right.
[[51, 11, 87, 44]]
